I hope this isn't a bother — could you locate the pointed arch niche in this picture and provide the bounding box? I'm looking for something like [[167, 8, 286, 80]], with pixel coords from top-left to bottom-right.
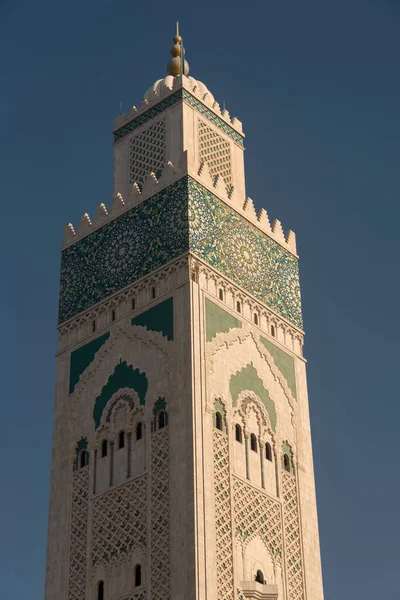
[[236, 535, 282, 600]]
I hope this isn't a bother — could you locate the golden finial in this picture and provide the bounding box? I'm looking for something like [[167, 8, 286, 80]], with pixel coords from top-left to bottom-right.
[[167, 22, 189, 77]]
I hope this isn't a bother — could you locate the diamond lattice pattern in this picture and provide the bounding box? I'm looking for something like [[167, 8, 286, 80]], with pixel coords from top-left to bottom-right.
[[91, 476, 147, 566], [213, 429, 234, 600], [151, 428, 170, 600], [198, 120, 232, 186], [233, 476, 283, 561], [117, 591, 147, 600], [68, 467, 89, 600], [282, 471, 305, 600], [129, 120, 166, 187]]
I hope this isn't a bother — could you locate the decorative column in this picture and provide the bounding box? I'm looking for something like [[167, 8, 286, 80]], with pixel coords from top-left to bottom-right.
[[260, 438, 265, 489], [93, 449, 97, 494], [274, 450, 279, 497], [244, 433, 250, 480], [127, 432, 132, 478], [109, 441, 114, 487]]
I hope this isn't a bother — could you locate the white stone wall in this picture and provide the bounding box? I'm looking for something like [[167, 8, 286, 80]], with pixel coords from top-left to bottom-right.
[[190, 270, 324, 600], [45, 267, 199, 600]]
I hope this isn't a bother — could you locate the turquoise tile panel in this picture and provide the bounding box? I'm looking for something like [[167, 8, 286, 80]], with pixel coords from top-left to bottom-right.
[[188, 179, 303, 328], [69, 332, 110, 394], [59, 178, 189, 323], [131, 297, 174, 341], [59, 178, 302, 329]]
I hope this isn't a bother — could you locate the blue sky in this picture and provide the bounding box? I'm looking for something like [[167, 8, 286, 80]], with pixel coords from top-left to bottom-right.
[[0, 0, 399, 598]]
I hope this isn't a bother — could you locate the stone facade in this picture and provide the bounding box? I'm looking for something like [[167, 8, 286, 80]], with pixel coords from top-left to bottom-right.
[[45, 63, 324, 600]]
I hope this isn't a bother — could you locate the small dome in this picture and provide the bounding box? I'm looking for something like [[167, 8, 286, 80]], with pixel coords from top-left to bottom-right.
[[142, 75, 214, 106]]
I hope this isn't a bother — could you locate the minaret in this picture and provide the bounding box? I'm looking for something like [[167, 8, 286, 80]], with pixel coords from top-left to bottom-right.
[[45, 27, 324, 600]]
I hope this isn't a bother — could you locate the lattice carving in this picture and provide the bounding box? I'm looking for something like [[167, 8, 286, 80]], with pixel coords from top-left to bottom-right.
[[129, 120, 166, 187], [118, 591, 146, 600], [91, 476, 147, 566], [151, 427, 170, 600], [199, 120, 232, 186], [68, 467, 89, 600], [213, 429, 234, 600], [282, 471, 305, 600], [233, 476, 283, 561]]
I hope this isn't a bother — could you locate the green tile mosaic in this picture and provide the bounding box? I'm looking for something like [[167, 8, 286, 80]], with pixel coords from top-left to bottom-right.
[[205, 298, 242, 342], [69, 332, 110, 394], [93, 360, 148, 429], [229, 363, 277, 431], [113, 89, 244, 147], [59, 177, 302, 329], [188, 179, 302, 328], [131, 297, 174, 341], [59, 178, 189, 324], [260, 336, 297, 398]]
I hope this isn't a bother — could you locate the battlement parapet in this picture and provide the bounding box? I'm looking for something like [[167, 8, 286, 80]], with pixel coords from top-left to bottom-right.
[[63, 156, 296, 256]]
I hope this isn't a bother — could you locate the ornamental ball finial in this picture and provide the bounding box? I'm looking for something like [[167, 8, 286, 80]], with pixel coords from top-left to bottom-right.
[[167, 23, 189, 76]]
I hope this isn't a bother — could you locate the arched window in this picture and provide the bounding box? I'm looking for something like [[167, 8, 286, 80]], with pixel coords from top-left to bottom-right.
[[118, 431, 125, 449], [101, 440, 107, 458], [79, 450, 87, 469], [111, 309, 116, 321], [250, 433, 257, 452], [271, 324, 275, 337], [265, 442, 272, 462], [132, 297, 136, 311], [283, 453, 291, 472], [255, 570, 264, 584], [151, 286, 156, 299], [98, 580, 104, 600], [215, 411, 223, 431], [135, 564, 142, 587], [219, 288, 224, 301], [236, 301, 241, 313], [136, 422, 142, 440], [235, 424, 242, 443], [158, 411, 165, 430], [92, 320, 96, 333], [254, 313, 259, 325]]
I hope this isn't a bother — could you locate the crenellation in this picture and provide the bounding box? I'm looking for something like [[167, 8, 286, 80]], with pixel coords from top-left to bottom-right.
[[93, 202, 108, 227], [243, 196, 258, 220], [63, 222, 76, 246], [77, 212, 92, 236], [109, 192, 125, 217]]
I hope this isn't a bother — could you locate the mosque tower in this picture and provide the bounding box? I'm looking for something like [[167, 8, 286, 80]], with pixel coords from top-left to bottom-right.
[[45, 26, 324, 600]]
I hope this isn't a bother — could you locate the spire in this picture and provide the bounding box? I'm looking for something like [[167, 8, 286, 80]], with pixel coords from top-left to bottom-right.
[[167, 22, 190, 76]]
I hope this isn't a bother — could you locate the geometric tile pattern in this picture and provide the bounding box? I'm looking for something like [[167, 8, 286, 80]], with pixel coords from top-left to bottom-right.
[[129, 120, 166, 188], [113, 89, 244, 148], [59, 178, 302, 328], [59, 177, 188, 324], [282, 471, 305, 600], [198, 120, 232, 186], [68, 467, 89, 600], [91, 476, 147, 566], [151, 427, 170, 600], [213, 428, 234, 600], [188, 179, 302, 328], [233, 476, 283, 561]]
